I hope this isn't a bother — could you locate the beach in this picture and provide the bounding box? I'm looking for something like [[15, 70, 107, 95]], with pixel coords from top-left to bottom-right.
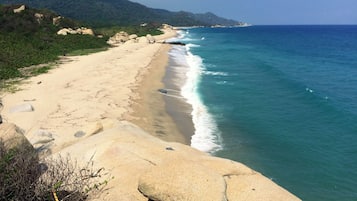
[[0, 28, 300, 200], [1, 29, 179, 153], [125, 43, 192, 145]]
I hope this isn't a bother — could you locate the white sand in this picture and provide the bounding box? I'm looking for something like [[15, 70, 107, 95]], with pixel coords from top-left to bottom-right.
[[1, 30, 177, 152]]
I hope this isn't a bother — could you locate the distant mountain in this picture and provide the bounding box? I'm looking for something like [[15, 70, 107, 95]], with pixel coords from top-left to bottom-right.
[[0, 0, 243, 27]]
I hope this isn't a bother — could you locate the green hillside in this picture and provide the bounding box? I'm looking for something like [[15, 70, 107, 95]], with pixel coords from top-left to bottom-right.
[[0, 0, 242, 27], [0, 4, 108, 80]]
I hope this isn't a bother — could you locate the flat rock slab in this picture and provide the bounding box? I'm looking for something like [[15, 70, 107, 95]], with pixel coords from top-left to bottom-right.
[[9, 103, 34, 113], [138, 160, 227, 201], [225, 174, 300, 201]]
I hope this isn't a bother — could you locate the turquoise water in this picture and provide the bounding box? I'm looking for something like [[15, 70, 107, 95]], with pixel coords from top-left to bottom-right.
[[170, 26, 357, 201]]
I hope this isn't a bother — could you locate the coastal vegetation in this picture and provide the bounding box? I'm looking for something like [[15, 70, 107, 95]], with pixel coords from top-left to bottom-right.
[[96, 23, 163, 37], [0, 4, 169, 82], [0, 139, 110, 200], [0, 4, 109, 80]]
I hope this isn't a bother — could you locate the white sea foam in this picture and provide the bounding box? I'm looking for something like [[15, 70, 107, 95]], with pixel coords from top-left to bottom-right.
[[204, 71, 229, 76], [179, 44, 223, 153]]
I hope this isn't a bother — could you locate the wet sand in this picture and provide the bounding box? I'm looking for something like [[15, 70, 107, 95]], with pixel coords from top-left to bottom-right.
[[128, 44, 194, 144]]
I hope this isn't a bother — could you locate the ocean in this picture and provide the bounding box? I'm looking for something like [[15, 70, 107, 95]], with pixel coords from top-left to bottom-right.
[[167, 25, 357, 201]]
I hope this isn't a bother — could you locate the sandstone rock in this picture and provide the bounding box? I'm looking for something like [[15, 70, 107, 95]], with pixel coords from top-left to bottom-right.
[[55, 121, 301, 201], [34, 13, 44, 24], [107, 31, 130, 45], [129, 34, 138, 42], [13, 5, 25, 13], [57, 27, 94, 36], [9, 103, 34, 113], [161, 24, 173, 30], [138, 36, 148, 43], [53, 16, 62, 26], [138, 161, 227, 201], [81, 28, 94, 36], [83, 122, 103, 136], [57, 28, 70, 35], [0, 123, 33, 151], [225, 174, 300, 201], [67, 28, 77, 35], [146, 34, 156, 44], [31, 129, 55, 151]]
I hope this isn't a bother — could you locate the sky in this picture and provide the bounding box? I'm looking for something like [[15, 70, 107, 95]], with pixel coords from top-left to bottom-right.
[[130, 0, 357, 25]]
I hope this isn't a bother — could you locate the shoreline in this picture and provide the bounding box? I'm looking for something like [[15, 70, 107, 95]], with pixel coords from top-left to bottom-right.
[[127, 30, 196, 146], [126, 43, 191, 144]]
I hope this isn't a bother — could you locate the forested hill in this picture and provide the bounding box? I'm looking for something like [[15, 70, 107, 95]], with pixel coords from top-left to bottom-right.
[[0, 0, 242, 27], [0, 4, 108, 80]]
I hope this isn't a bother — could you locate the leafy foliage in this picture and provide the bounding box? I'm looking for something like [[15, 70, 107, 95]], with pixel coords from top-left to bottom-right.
[[97, 23, 163, 37]]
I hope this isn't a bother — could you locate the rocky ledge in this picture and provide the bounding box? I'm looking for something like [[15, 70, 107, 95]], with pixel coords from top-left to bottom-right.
[[0, 121, 301, 201]]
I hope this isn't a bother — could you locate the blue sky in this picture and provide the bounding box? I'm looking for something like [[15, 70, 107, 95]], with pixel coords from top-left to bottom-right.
[[130, 0, 357, 25]]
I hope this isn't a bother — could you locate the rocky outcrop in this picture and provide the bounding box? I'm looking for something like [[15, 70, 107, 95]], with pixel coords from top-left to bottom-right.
[[57, 27, 94, 36], [161, 23, 174, 30], [106, 31, 128, 45], [57, 121, 301, 201], [146, 34, 156, 44], [81, 28, 95, 36], [13, 5, 26, 13], [0, 123, 33, 151], [31, 129, 55, 152], [53, 16, 62, 26], [138, 161, 227, 201], [34, 13, 44, 24]]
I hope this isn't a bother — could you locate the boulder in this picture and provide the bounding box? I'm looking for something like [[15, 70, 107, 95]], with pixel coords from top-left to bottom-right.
[[13, 5, 25, 13], [107, 31, 130, 45], [67, 28, 78, 35], [138, 161, 227, 201], [31, 129, 55, 151], [161, 24, 174, 30], [0, 123, 33, 151], [57, 28, 70, 36], [53, 16, 62, 26], [57, 27, 94, 36], [81, 28, 94, 36], [146, 34, 156, 44], [34, 13, 44, 24], [129, 34, 138, 42], [9, 103, 34, 113]]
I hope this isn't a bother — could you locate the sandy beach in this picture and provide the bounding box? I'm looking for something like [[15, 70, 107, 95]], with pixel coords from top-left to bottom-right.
[[125, 44, 190, 144], [1, 29, 179, 153]]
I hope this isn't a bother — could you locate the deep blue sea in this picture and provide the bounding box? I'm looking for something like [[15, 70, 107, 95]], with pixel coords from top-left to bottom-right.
[[168, 25, 357, 201]]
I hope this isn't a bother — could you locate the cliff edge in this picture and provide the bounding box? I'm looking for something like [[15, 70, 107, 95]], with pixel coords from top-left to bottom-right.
[[55, 120, 301, 201]]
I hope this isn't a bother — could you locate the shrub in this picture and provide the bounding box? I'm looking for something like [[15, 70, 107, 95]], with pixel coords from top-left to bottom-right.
[[0, 140, 110, 201]]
